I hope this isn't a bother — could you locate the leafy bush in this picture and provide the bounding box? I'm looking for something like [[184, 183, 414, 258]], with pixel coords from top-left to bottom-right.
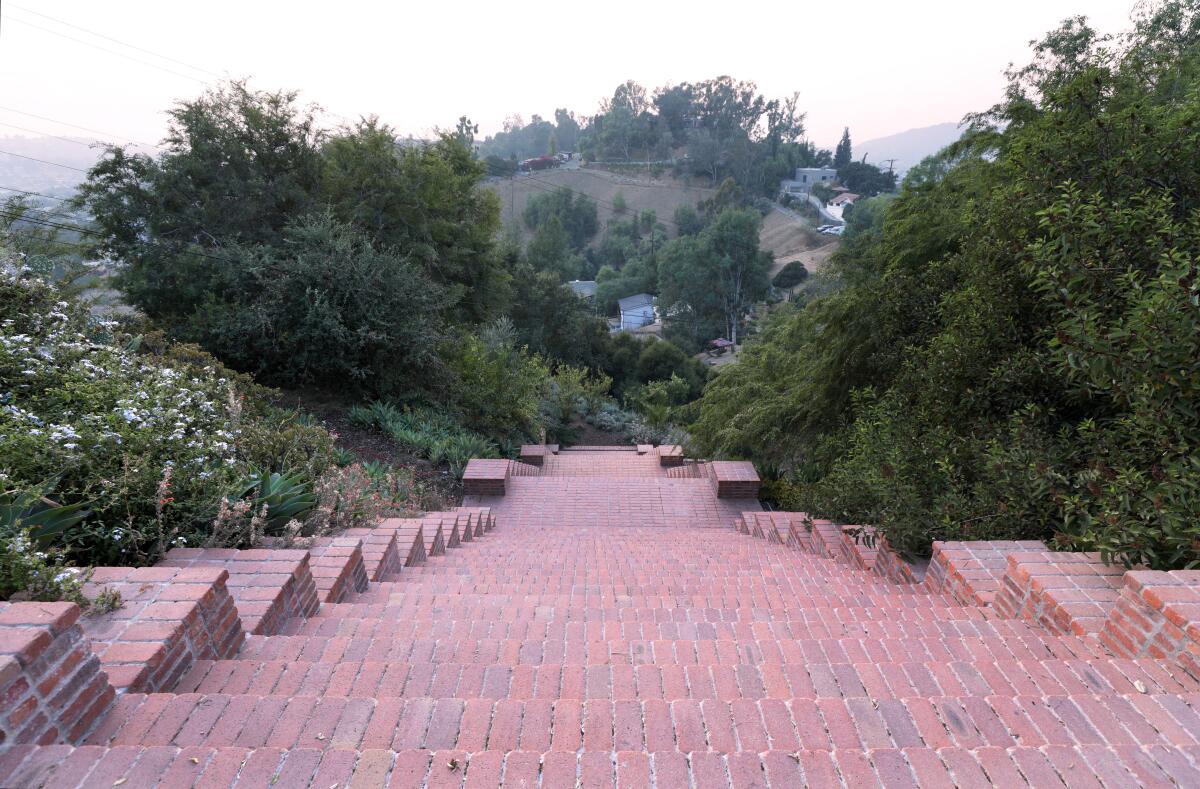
[[188, 213, 449, 397], [692, 2, 1200, 569], [0, 258, 339, 574], [442, 320, 549, 445], [772, 260, 809, 289]]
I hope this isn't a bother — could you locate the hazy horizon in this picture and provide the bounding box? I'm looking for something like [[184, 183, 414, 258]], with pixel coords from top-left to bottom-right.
[[1, 1, 1140, 152]]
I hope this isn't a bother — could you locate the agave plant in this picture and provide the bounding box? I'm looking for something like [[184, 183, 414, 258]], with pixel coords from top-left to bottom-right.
[[231, 467, 316, 533], [0, 482, 91, 547]]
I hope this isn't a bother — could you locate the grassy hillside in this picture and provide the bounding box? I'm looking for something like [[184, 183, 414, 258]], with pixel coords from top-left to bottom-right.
[[485, 166, 824, 264]]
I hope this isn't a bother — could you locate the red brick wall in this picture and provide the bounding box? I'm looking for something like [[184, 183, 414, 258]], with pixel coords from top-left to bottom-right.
[[1100, 570, 1200, 680], [0, 602, 114, 745]]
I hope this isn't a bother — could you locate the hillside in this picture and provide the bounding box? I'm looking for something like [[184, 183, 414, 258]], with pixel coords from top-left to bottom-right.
[[855, 121, 963, 174], [486, 167, 823, 264]]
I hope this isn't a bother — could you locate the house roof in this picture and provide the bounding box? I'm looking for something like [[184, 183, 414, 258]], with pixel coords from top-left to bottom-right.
[[831, 193, 861, 206], [618, 293, 655, 311], [567, 280, 597, 297]]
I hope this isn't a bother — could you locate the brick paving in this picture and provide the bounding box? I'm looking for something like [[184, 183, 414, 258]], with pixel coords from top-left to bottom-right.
[[3, 450, 1200, 786]]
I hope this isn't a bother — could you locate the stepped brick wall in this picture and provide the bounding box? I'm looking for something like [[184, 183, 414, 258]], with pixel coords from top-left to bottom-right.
[[3, 447, 1200, 787], [0, 602, 113, 745]]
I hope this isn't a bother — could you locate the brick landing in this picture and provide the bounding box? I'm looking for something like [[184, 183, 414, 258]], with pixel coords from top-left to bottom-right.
[[3, 449, 1200, 787]]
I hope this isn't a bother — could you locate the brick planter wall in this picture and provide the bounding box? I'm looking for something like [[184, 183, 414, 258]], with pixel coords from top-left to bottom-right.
[[923, 540, 1048, 606], [871, 536, 929, 585], [81, 566, 244, 692], [518, 445, 547, 466], [158, 549, 320, 636], [992, 550, 1126, 636], [0, 602, 114, 745], [1100, 570, 1200, 680], [463, 459, 509, 495], [709, 461, 761, 498], [307, 537, 369, 603]]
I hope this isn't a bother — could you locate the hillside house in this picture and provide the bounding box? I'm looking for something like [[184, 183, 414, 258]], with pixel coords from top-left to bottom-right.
[[780, 167, 838, 196], [567, 280, 597, 300], [617, 293, 656, 330], [829, 192, 861, 207]]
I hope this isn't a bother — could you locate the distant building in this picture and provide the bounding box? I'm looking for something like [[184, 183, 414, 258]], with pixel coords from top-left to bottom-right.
[[780, 167, 839, 197], [617, 293, 656, 330], [830, 192, 861, 207], [567, 280, 597, 299]]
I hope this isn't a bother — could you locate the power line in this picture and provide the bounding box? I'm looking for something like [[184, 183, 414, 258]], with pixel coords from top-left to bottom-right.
[[0, 209, 248, 268], [0, 120, 99, 147], [10, 3, 224, 79], [0, 148, 89, 172], [0, 185, 73, 202], [3, 14, 207, 84], [0, 105, 158, 149]]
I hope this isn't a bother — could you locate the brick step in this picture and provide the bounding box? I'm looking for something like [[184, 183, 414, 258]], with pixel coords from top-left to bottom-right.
[[251, 617, 1109, 659], [291, 600, 1033, 629], [238, 624, 1107, 666], [7, 743, 1198, 789], [78, 691, 1200, 759], [173, 657, 1194, 700]]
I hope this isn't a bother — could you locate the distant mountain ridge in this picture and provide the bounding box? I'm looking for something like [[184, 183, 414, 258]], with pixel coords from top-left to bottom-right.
[[854, 122, 963, 175]]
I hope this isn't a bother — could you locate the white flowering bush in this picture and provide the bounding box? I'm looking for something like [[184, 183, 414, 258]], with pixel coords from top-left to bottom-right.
[[0, 258, 336, 571]]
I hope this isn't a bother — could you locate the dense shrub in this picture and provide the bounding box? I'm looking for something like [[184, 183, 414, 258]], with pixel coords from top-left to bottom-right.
[[0, 259, 341, 574], [691, 2, 1200, 568], [186, 213, 449, 396], [772, 260, 808, 289]]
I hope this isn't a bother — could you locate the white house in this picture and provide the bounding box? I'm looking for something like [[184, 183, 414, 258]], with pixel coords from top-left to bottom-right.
[[780, 167, 838, 197], [617, 293, 656, 330]]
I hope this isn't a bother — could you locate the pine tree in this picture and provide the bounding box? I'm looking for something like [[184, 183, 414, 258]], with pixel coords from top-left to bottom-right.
[[834, 127, 852, 171]]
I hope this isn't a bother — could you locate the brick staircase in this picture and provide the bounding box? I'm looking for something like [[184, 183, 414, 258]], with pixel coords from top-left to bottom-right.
[[3, 448, 1200, 787]]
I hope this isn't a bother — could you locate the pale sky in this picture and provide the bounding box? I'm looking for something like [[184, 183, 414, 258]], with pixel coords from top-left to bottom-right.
[[1, 0, 1139, 151]]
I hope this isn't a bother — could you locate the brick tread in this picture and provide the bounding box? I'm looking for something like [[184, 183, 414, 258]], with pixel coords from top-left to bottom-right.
[[8, 743, 1200, 789]]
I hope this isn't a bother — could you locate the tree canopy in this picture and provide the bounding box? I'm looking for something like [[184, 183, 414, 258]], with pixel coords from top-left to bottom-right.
[[690, 0, 1200, 570]]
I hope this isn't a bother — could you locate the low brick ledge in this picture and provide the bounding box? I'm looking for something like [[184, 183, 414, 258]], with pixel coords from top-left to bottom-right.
[[837, 525, 879, 571], [0, 601, 114, 745], [158, 548, 319, 636], [1100, 570, 1200, 680], [420, 517, 446, 557], [657, 445, 684, 467], [462, 459, 509, 495], [306, 537, 369, 603], [923, 540, 1049, 606], [993, 550, 1127, 637], [380, 518, 428, 566], [455, 506, 495, 533], [518, 444, 547, 466], [807, 518, 844, 559], [80, 567, 244, 694], [709, 460, 761, 498], [341, 526, 404, 581], [872, 535, 930, 585]]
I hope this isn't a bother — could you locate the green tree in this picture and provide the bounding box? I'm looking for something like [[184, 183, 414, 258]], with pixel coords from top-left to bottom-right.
[[320, 119, 504, 322], [658, 208, 772, 344], [522, 188, 599, 249], [526, 215, 581, 281], [192, 213, 448, 396], [691, 0, 1200, 569], [834, 127, 853, 170], [75, 81, 324, 325]]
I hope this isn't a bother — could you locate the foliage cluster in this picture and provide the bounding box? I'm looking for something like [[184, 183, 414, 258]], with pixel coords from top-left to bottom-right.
[[691, 1, 1200, 569]]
